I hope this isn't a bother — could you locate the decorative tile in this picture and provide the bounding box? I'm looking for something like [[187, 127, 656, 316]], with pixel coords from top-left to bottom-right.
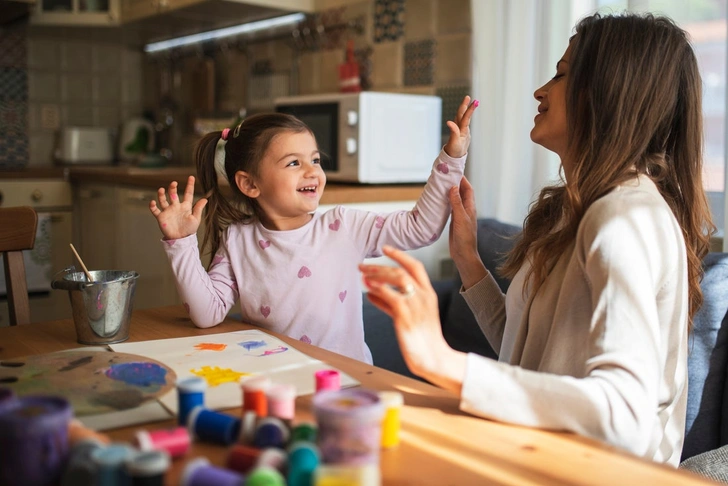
[[404, 39, 435, 86], [0, 129, 28, 169], [0, 68, 27, 101], [436, 85, 470, 135], [374, 0, 404, 43], [0, 29, 26, 68], [0, 101, 27, 132]]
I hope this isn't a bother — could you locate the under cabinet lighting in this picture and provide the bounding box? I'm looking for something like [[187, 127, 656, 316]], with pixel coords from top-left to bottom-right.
[[143, 13, 306, 53]]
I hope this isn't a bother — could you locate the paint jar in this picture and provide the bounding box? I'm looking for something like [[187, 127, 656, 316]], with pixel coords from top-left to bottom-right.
[[89, 443, 135, 486], [256, 447, 288, 473], [241, 375, 271, 417], [291, 422, 317, 443], [313, 463, 381, 486], [125, 449, 170, 486], [313, 389, 384, 466], [188, 406, 242, 446], [246, 466, 286, 486], [177, 376, 207, 426], [287, 441, 321, 486], [0, 387, 16, 414], [378, 391, 404, 448], [60, 438, 105, 486], [315, 369, 340, 392], [0, 395, 73, 486], [239, 410, 258, 445], [51, 269, 139, 345], [181, 457, 245, 486], [253, 416, 290, 449], [135, 426, 190, 458], [266, 383, 296, 422], [226, 444, 262, 473]]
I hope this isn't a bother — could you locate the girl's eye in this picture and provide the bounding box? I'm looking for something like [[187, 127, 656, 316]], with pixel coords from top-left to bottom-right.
[[286, 160, 300, 167], [313, 158, 321, 165]]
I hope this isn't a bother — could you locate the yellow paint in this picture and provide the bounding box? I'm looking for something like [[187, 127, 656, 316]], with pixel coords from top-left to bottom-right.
[[190, 366, 250, 387]]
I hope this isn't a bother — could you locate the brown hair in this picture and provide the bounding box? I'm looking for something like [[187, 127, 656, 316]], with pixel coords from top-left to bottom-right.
[[195, 112, 314, 265], [501, 12, 715, 326]]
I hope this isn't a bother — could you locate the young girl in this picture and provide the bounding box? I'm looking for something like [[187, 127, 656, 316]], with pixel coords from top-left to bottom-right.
[[150, 97, 477, 363], [360, 12, 714, 465]]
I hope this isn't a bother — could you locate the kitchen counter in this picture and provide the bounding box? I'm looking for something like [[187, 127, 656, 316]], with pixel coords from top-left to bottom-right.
[[0, 166, 426, 204]]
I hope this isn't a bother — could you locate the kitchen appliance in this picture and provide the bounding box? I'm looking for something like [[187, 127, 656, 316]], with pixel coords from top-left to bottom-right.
[[275, 92, 442, 183], [118, 118, 156, 162], [55, 127, 113, 164]]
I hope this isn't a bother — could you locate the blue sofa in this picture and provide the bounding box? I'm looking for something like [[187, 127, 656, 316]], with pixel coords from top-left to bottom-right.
[[362, 218, 728, 475]]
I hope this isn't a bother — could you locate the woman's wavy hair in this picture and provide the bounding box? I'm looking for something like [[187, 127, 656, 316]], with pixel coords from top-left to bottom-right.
[[195, 112, 314, 266], [500, 12, 715, 327]]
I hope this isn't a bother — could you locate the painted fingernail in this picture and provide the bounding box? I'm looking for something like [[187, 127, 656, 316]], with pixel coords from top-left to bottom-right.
[[473, 100, 479, 107], [171, 194, 177, 200], [162, 223, 167, 228]]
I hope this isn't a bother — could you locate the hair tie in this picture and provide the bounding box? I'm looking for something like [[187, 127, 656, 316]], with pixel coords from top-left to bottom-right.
[[214, 135, 228, 185], [221, 128, 230, 140]]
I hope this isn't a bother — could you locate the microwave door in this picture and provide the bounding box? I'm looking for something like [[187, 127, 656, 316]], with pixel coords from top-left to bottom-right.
[[275, 103, 339, 173]]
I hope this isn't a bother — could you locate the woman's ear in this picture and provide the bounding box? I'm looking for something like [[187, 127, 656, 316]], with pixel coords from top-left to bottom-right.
[[235, 171, 260, 198]]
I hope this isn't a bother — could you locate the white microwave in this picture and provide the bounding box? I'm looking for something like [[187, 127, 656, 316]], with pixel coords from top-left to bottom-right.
[[275, 92, 442, 183]]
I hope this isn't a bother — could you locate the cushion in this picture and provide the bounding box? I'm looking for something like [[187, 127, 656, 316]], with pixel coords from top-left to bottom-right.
[[683, 252, 728, 460], [442, 218, 520, 359], [680, 443, 728, 483]]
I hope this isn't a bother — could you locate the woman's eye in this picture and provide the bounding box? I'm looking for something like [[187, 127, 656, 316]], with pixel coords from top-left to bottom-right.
[[552, 73, 565, 81]]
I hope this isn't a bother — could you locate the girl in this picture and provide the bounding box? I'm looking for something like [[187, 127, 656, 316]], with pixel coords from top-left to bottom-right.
[[359, 13, 714, 465], [150, 97, 477, 364]]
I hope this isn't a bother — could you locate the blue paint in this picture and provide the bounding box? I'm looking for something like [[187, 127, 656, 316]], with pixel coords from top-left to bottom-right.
[[105, 362, 167, 388], [239, 340, 267, 351]]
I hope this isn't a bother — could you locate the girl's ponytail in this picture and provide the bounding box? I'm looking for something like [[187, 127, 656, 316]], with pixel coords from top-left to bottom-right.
[[194, 130, 255, 268]]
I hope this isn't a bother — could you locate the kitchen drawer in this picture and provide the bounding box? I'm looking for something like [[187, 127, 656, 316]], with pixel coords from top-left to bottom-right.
[[0, 180, 73, 209]]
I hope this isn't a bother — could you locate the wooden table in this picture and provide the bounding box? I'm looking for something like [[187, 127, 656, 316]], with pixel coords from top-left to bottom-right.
[[0, 306, 717, 485]]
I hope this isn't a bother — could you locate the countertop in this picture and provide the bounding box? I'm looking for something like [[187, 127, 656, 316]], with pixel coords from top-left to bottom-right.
[[0, 166, 426, 204]]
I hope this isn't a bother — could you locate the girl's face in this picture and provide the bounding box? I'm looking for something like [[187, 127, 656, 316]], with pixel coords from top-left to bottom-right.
[[531, 43, 572, 168], [236, 130, 326, 231]]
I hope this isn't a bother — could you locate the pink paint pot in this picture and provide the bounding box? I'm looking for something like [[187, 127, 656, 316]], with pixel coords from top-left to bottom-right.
[[312, 389, 384, 466], [135, 426, 191, 458], [266, 383, 296, 421], [315, 369, 340, 392], [0, 395, 73, 486]]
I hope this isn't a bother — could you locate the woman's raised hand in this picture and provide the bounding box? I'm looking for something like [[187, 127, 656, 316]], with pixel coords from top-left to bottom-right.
[[443, 95, 478, 159], [149, 175, 208, 240], [449, 176, 487, 289]]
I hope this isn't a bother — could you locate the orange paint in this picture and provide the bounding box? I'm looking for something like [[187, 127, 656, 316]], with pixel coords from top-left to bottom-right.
[[194, 342, 227, 352]]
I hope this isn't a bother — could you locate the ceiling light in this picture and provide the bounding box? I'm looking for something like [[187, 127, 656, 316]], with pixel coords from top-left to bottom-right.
[[143, 12, 306, 53]]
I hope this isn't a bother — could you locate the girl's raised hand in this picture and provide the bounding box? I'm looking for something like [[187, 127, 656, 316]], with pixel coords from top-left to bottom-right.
[[443, 95, 478, 158], [149, 175, 208, 240]]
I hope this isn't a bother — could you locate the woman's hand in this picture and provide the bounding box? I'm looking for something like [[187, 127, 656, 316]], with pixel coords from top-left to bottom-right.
[[443, 95, 478, 158], [449, 177, 487, 289], [359, 246, 467, 393], [149, 175, 207, 240]]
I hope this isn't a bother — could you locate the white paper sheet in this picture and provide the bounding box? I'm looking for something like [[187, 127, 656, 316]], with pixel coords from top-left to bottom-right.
[[110, 329, 359, 415]]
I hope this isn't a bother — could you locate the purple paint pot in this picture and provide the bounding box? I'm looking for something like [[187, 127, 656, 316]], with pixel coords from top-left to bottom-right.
[[0, 387, 17, 414], [181, 457, 245, 486], [312, 389, 384, 466], [0, 395, 73, 486]]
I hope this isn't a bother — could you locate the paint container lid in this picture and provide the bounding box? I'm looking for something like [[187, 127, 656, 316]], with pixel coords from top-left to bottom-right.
[[239, 410, 258, 444], [246, 466, 286, 486], [313, 389, 384, 422], [266, 383, 296, 400], [256, 447, 288, 472], [177, 376, 208, 393], [253, 417, 290, 449], [315, 369, 340, 392], [134, 429, 154, 452], [241, 375, 271, 391], [125, 449, 171, 477], [180, 457, 210, 486], [378, 391, 404, 408], [90, 443, 134, 468], [290, 422, 317, 443]]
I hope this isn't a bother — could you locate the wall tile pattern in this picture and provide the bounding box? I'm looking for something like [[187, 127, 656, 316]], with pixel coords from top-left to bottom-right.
[[0, 27, 29, 169], [374, 0, 405, 43]]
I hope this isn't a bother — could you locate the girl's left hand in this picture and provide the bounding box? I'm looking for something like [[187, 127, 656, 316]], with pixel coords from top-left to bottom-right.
[[359, 246, 452, 378], [443, 95, 478, 158]]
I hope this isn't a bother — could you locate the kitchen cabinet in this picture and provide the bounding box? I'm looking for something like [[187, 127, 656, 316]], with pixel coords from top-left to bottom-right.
[[75, 184, 117, 273], [31, 0, 121, 25]]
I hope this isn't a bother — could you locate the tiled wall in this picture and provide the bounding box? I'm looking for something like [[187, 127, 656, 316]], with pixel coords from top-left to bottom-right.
[[0, 26, 145, 168]]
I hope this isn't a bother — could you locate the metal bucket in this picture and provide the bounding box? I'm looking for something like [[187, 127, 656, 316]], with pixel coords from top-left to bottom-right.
[[51, 269, 139, 345]]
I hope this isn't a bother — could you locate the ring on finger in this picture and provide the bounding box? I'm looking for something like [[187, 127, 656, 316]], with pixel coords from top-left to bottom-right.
[[399, 283, 416, 298]]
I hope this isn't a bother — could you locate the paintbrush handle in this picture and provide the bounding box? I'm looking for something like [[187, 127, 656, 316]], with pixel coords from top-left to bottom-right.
[[69, 243, 94, 283]]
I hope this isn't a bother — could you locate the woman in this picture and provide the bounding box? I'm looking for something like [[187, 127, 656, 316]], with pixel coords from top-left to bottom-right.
[[359, 12, 714, 466]]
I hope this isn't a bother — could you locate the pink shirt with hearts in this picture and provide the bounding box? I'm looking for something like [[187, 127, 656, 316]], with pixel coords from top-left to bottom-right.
[[161, 148, 465, 363]]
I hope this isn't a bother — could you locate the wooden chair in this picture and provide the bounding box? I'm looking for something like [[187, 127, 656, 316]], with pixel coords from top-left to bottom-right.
[[0, 206, 38, 325]]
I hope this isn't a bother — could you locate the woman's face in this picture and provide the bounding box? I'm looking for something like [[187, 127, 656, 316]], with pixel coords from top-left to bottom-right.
[[531, 43, 573, 166]]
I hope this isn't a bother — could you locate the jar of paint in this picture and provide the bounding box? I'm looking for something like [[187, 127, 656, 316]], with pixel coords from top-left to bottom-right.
[[188, 406, 242, 446], [60, 438, 105, 486], [89, 442, 135, 486], [125, 449, 170, 486], [176, 377, 207, 426], [287, 441, 321, 486], [135, 426, 190, 459], [312, 389, 384, 466], [240, 375, 271, 417], [252, 416, 290, 449], [315, 369, 341, 392], [181, 457, 245, 486], [0, 395, 73, 486], [266, 383, 296, 422], [378, 391, 404, 448], [0, 387, 16, 414]]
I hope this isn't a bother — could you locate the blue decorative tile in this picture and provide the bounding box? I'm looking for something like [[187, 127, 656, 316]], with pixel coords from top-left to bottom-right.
[[374, 0, 404, 43], [0, 68, 27, 101], [0, 29, 25, 68], [0, 101, 27, 132], [0, 129, 28, 169]]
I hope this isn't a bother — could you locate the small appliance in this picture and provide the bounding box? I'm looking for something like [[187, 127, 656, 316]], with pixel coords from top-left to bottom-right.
[[275, 92, 442, 183], [55, 127, 113, 164]]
